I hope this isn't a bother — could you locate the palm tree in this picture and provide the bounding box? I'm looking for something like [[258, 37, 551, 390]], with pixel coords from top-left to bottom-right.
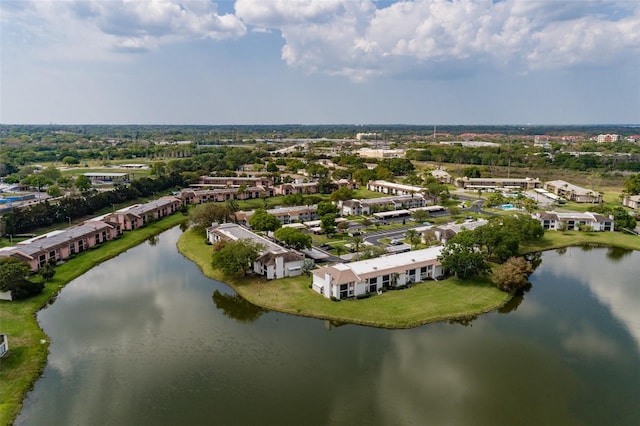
[[351, 235, 364, 258], [405, 229, 421, 250]]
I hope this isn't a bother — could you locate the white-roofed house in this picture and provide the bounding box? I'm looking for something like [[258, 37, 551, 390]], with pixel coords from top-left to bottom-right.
[[206, 223, 304, 280]]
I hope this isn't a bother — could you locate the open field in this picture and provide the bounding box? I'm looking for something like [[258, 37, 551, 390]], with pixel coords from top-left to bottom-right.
[[0, 213, 187, 425]]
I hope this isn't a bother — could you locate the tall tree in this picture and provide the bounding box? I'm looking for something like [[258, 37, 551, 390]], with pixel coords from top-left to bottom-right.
[[249, 209, 282, 232], [438, 231, 489, 278], [405, 229, 421, 249], [274, 227, 312, 250], [211, 239, 264, 277], [189, 203, 233, 233]]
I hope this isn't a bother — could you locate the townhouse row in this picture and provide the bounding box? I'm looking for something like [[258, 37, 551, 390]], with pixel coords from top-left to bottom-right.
[[0, 196, 182, 274]]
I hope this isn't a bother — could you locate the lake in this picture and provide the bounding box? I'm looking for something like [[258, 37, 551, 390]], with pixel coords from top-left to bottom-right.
[[16, 227, 640, 425]]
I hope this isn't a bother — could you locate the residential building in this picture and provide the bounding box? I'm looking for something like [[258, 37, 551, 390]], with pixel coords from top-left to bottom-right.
[[179, 187, 270, 204], [424, 219, 488, 244], [454, 177, 541, 190], [339, 194, 431, 216], [0, 220, 118, 272], [430, 169, 453, 185], [235, 205, 318, 226], [543, 180, 603, 203], [597, 134, 620, 143], [535, 211, 614, 231], [311, 246, 444, 300], [83, 172, 131, 184], [357, 148, 406, 159], [274, 182, 318, 195], [206, 223, 304, 280], [197, 176, 274, 188], [107, 196, 182, 230], [622, 195, 640, 210], [367, 180, 424, 196]]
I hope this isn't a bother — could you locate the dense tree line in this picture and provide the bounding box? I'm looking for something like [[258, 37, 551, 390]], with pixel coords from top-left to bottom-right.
[[2, 173, 185, 234], [438, 215, 544, 280]]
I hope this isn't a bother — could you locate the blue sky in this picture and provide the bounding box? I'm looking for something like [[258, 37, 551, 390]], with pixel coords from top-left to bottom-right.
[[1, 0, 639, 125]]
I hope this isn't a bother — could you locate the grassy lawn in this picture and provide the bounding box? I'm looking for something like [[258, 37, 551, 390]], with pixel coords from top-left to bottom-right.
[[0, 213, 187, 425], [177, 229, 510, 329], [520, 230, 640, 253]]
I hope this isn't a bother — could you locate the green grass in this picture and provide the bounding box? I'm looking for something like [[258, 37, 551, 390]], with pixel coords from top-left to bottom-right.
[[177, 228, 510, 329], [0, 213, 187, 425], [520, 230, 640, 253]]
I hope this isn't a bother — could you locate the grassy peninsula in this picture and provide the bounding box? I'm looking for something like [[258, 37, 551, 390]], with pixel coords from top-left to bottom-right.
[[0, 213, 187, 426], [177, 228, 511, 328]]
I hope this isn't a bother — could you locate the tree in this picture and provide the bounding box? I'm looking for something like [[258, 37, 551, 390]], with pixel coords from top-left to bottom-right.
[[266, 162, 278, 173], [317, 201, 338, 217], [46, 185, 62, 197], [493, 257, 534, 292], [405, 229, 421, 249], [75, 175, 92, 192], [274, 227, 312, 250], [330, 186, 354, 202], [352, 168, 375, 186], [463, 166, 482, 178], [249, 208, 282, 232], [62, 156, 80, 165], [40, 258, 57, 282], [438, 231, 489, 278], [320, 214, 336, 236], [623, 173, 640, 195], [41, 165, 62, 181], [411, 209, 430, 223], [0, 258, 44, 300], [351, 235, 364, 256], [211, 239, 264, 276], [301, 259, 316, 276], [189, 203, 234, 233], [610, 207, 636, 230]]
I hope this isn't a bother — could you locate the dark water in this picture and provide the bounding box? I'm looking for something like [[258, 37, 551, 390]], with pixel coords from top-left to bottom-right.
[[16, 228, 640, 425]]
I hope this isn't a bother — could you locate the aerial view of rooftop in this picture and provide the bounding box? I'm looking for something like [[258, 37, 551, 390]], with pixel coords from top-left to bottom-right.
[[1, 1, 639, 425]]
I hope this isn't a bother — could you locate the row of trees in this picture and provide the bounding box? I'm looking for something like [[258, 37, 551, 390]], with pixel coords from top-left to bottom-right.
[[438, 215, 545, 291], [2, 172, 185, 234]]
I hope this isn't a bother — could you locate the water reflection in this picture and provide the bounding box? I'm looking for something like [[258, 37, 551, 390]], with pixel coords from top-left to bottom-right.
[[212, 289, 268, 323], [606, 246, 633, 262], [16, 231, 640, 426]]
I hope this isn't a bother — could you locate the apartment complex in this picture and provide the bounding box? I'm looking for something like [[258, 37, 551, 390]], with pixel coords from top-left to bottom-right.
[[535, 211, 614, 231], [311, 246, 444, 300], [543, 180, 603, 203], [206, 223, 304, 280], [454, 177, 541, 190]]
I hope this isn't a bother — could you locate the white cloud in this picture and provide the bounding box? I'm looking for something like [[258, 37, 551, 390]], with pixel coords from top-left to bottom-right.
[[1, 0, 246, 59], [236, 0, 640, 80], [2, 1, 638, 78]]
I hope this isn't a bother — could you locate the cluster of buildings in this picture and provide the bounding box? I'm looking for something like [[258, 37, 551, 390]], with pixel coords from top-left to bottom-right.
[[535, 212, 614, 231], [543, 180, 603, 204], [0, 196, 182, 300], [206, 222, 304, 280]]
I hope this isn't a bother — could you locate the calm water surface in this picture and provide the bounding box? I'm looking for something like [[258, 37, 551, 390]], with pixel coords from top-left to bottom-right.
[[17, 228, 640, 425]]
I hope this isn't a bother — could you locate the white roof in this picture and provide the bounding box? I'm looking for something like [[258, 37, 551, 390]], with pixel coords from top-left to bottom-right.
[[348, 246, 443, 276]]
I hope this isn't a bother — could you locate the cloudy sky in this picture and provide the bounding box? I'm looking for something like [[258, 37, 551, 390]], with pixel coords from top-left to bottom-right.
[[1, 0, 639, 125]]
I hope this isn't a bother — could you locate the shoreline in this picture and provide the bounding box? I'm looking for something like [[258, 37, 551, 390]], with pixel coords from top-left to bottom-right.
[[2, 222, 639, 424], [0, 213, 188, 425]]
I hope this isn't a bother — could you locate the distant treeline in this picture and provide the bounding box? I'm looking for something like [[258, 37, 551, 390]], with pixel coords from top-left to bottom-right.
[[1, 123, 638, 140], [2, 173, 185, 235]]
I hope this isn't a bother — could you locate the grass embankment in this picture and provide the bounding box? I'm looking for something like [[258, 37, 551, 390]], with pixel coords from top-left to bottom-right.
[[520, 230, 640, 253], [177, 228, 510, 329], [0, 213, 187, 425]]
